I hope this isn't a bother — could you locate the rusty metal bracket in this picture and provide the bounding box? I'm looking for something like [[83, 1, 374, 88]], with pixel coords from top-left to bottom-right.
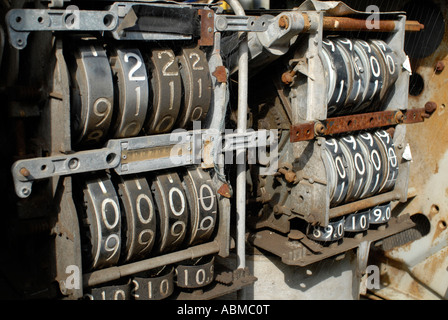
[[290, 105, 436, 143], [198, 9, 214, 47]]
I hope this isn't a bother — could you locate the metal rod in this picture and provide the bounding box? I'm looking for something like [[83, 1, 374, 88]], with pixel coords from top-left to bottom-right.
[[322, 16, 424, 32], [226, 0, 247, 267], [83, 241, 221, 287], [226, 0, 248, 300], [329, 191, 401, 219]]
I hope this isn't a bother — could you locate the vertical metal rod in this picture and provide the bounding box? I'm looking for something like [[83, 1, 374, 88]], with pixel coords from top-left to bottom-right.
[[236, 39, 248, 270], [226, 0, 248, 300]]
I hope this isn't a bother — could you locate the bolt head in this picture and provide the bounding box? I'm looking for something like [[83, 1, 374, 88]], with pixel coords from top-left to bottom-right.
[[314, 123, 326, 135], [281, 71, 294, 85], [425, 101, 437, 114], [20, 167, 30, 177]]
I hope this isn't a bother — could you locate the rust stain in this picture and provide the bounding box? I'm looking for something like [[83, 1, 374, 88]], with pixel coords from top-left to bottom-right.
[[407, 279, 425, 299], [406, 42, 448, 213], [212, 66, 227, 84], [217, 183, 232, 198], [370, 2, 448, 301], [409, 247, 448, 298], [406, 10, 448, 198], [290, 108, 434, 142]]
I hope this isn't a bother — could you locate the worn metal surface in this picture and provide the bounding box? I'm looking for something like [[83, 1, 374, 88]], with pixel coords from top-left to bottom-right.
[[217, 251, 359, 300], [351, 0, 448, 300], [4, 0, 448, 301], [46, 41, 83, 300], [250, 215, 415, 267]]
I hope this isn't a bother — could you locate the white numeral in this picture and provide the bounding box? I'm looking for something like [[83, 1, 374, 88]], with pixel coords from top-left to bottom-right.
[[335, 156, 347, 179], [159, 51, 179, 77], [93, 98, 112, 128], [124, 53, 146, 81], [169, 187, 186, 216], [101, 198, 120, 229], [190, 52, 204, 71], [373, 209, 382, 221], [136, 194, 154, 224], [370, 55, 381, 77], [371, 149, 382, 171]]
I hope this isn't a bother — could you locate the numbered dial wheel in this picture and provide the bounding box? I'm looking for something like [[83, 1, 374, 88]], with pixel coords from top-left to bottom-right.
[[177, 47, 212, 129], [369, 40, 399, 104], [322, 38, 350, 116], [374, 130, 399, 193], [151, 172, 189, 254], [181, 167, 217, 246], [369, 202, 392, 225], [339, 135, 370, 203], [333, 38, 366, 112], [132, 266, 174, 300], [84, 280, 131, 300], [323, 138, 350, 207], [145, 49, 182, 134], [175, 255, 215, 289], [115, 175, 157, 263], [109, 48, 149, 138], [69, 44, 114, 147], [344, 210, 370, 233], [352, 40, 384, 112], [357, 132, 389, 199], [81, 174, 121, 270], [306, 218, 345, 242]]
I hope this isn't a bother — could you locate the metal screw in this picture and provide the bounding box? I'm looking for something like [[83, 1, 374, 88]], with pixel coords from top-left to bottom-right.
[[68, 158, 79, 170]]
